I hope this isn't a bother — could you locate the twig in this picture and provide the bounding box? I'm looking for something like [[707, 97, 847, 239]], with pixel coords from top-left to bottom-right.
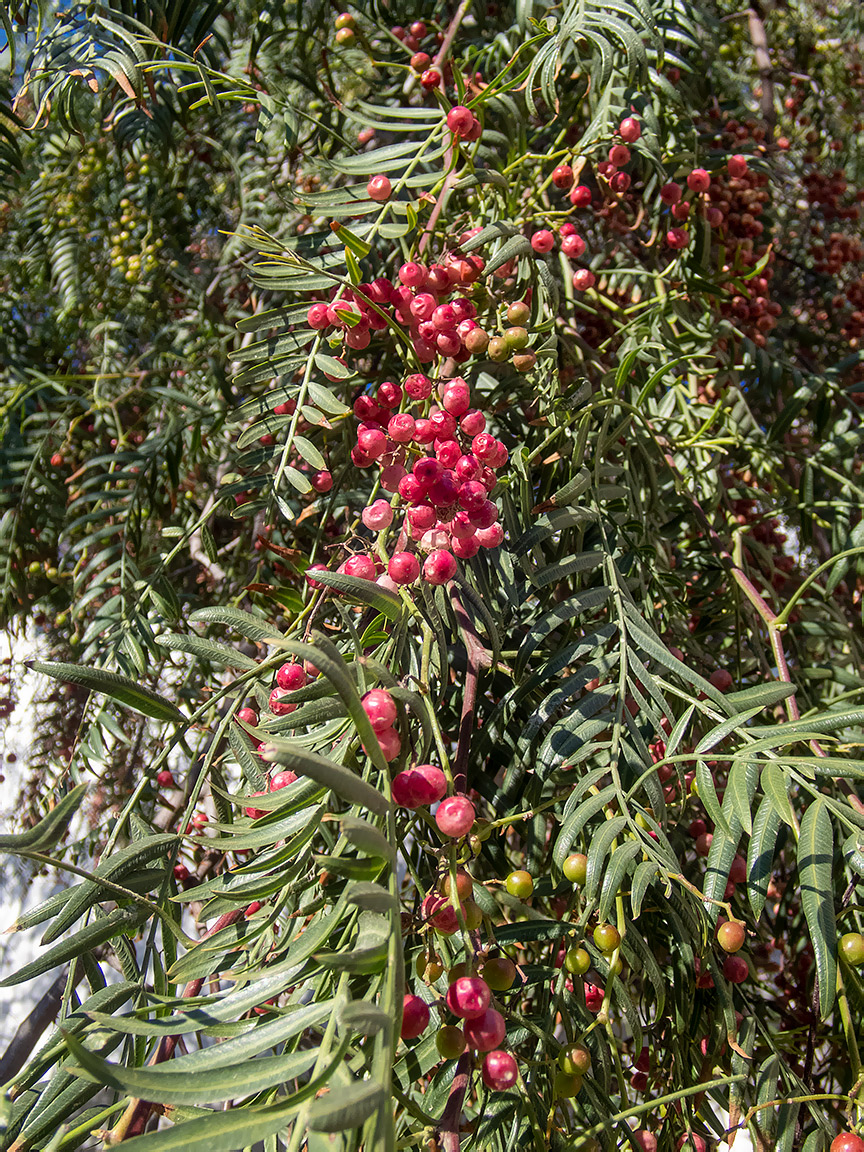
[[747, 5, 775, 135], [437, 1051, 472, 1152], [0, 971, 68, 1084]]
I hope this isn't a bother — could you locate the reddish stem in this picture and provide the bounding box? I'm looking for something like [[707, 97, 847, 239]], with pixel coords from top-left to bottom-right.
[[438, 1051, 472, 1152]]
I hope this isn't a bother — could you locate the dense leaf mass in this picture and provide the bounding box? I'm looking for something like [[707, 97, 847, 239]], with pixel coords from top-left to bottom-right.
[[2, 0, 864, 1150]]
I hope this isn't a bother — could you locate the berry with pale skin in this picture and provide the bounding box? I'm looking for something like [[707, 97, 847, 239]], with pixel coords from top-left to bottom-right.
[[362, 688, 397, 732], [422, 893, 459, 934], [366, 174, 392, 202], [594, 924, 620, 953], [482, 1049, 518, 1090], [362, 499, 394, 531], [446, 976, 492, 1019], [481, 956, 517, 990], [464, 1007, 507, 1051], [563, 853, 588, 884], [401, 994, 430, 1039], [436, 795, 476, 838], [392, 765, 447, 807], [717, 921, 746, 953], [840, 932, 864, 966], [423, 549, 458, 585], [632, 1133, 658, 1152], [437, 1025, 467, 1059], [505, 870, 534, 899], [373, 725, 401, 762], [572, 269, 595, 291]]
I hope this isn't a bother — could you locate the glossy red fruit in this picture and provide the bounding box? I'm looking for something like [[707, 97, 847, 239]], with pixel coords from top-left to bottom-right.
[[727, 153, 749, 178], [659, 182, 682, 204], [831, 1135, 864, 1152], [270, 770, 298, 790], [373, 725, 401, 761], [392, 765, 447, 808], [362, 688, 398, 732], [276, 662, 306, 691], [156, 769, 175, 787], [531, 229, 555, 253], [236, 706, 259, 727], [446, 106, 474, 137], [401, 994, 430, 1039], [244, 790, 270, 819], [482, 1049, 518, 1090], [572, 268, 595, 291], [268, 687, 296, 716], [619, 116, 642, 142], [436, 795, 476, 838], [423, 549, 458, 585], [446, 976, 491, 1019], [570, 184, 593, 206], [609, 143, 631, 166], [464, 1007, 506, 1051], [687, 168, 711, 193], [722, 954, 748, 984], [388, 552, 420, 584], [676, 1137, 707, 1152], [173, 863, 190, 882], [632, 1132, 657, 1152], [666, 227, 690, 250]]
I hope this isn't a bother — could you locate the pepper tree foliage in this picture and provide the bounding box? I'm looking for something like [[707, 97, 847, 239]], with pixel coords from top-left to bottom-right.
[[2, 0, 864, 1149]]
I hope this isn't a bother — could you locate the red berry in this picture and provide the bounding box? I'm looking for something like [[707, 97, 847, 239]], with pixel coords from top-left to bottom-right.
[[156, 769, 175, 787], [311, 469, 332, 493], [341, 554, 377, 580], [687, 168, 711, 193], [722, 954, 748, 984], [583, 982, 604, 1012], [552, 164, 574, 189], [694, 832, 713, 856], [436, 794, 476, 838], [446, 106, 474, 138], [362, 499, 394, 530], [530, 229, 555, 253], [463, 1007, 506, 1051], [727, 153, 749, 178], [666, 227, 689, 250], [362, 688, 397, 732], [269, 687, 296, 716], [709, 668, 734, 692], [831, 1136, 864, 1152], [482, 1049, 518, 1090], [372, 725, 401, 762], [392, 765, 447, 808], [561, 233, 586, 257], [423, 549, 457, 585], [173, 863, 190, 882], [409, 20, 427, 38], [401, 993, 430, 1039], [728, 855, 747, 884], [446, 976, 491, 1019], [609, 143, 631, 166], [619, 116, 642, 142], [366, 174, 392, 202], [572, 269, 595, 291], [420, 68, 441, 89], [632, 1132, 657, 1152], [388, 552, 421, 585], [570, 184, 593, 207], [410, 51, 431, 73], [270, 770, 298, 790], [236, 706, 259, 727], [659, 182, 682, 204]]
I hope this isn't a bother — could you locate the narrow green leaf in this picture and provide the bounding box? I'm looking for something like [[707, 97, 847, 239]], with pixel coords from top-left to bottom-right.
[[31, 662, 185, 724], [261, 741, 390, 815], [1, 907, 150, 987], [307, 1079, 385, 1131], [799, 798, 837, 1018], [308, 570, 405, 622], [0, 783, 88, 854], [747, 796, 782, 920], [189, 606, 283, 644]]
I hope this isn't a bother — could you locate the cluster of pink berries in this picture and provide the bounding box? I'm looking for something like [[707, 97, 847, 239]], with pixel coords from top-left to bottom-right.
[[402, 971, 519, 1091], [306, 241, 486, 364]]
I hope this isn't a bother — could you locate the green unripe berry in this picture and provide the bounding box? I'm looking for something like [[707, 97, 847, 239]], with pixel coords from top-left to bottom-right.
[[481, 956, 517, 990], [558, 1043, 591, 1076], [505, 870, 534, 899], [503, 325, 529, 351], [553, 1070, 583, 1097], [564, 946, 591, 975], [840, 931, 864, 966], [436, 1024, 467, 1059], [507, 300, 530, 325], [593, 923, 621, 953], [563, 853, 588, 885]]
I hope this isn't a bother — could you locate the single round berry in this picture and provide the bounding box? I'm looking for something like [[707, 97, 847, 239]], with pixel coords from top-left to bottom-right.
[[619, 116, 642, 142], [551, 164, 574, 189], [269, 686, 296, 716], [666, 227, 690, 250], [156, 769, 175, 787], [709, 668, 734, 692], [446, 976, 491, 1020], [561, 233, 586, 258], [570, 184, 592, 207], [481, 956, 517, 991], [446, 105, 474, 138], [717, 921, 746, 953], [558, 1042, 591, 1075], [564, 946, 591, 975], [593, 923, 620, 953], [362, 688, 398, 732], [722, 954, 748, 984], [694, 832, 713, 857], [388, 552, 421, 585], [401, 993, 430, 1039], [335, 26, 355, 45], [442, 868, 474, 902], [632, 1133, 658, 1152], [687, 167, 711, 193], [831, 1136, 864, 1152], [373, 725, 401, 762], [436, 795, 476, 838], [362, 499, 394, 531], [420, 68, 441, 89], [727, 153, 749, 178], [464, 1006, 506, 1051], [423, 549, 458, 585], [505, 870, 534, 899], [840, 932, 864, 966], [531, 229, 555, 253], [659, 182, 682, 205], [436, 1025, 467, 1059], [270, 770, 298, 790], [572, 269, 595, 291], [609, 143, 631, 166], [366, 174, 392, 202], [553, 1070, 583, 1097], [334, 12, 355, 29], [563, 853, 588, 885], [482, 1049, 518, 1090], [342, 554, 377, 580]]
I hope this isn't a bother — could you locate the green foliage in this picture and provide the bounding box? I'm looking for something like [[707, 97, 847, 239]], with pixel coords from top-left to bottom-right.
[[2, 0, 864, 1151]]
